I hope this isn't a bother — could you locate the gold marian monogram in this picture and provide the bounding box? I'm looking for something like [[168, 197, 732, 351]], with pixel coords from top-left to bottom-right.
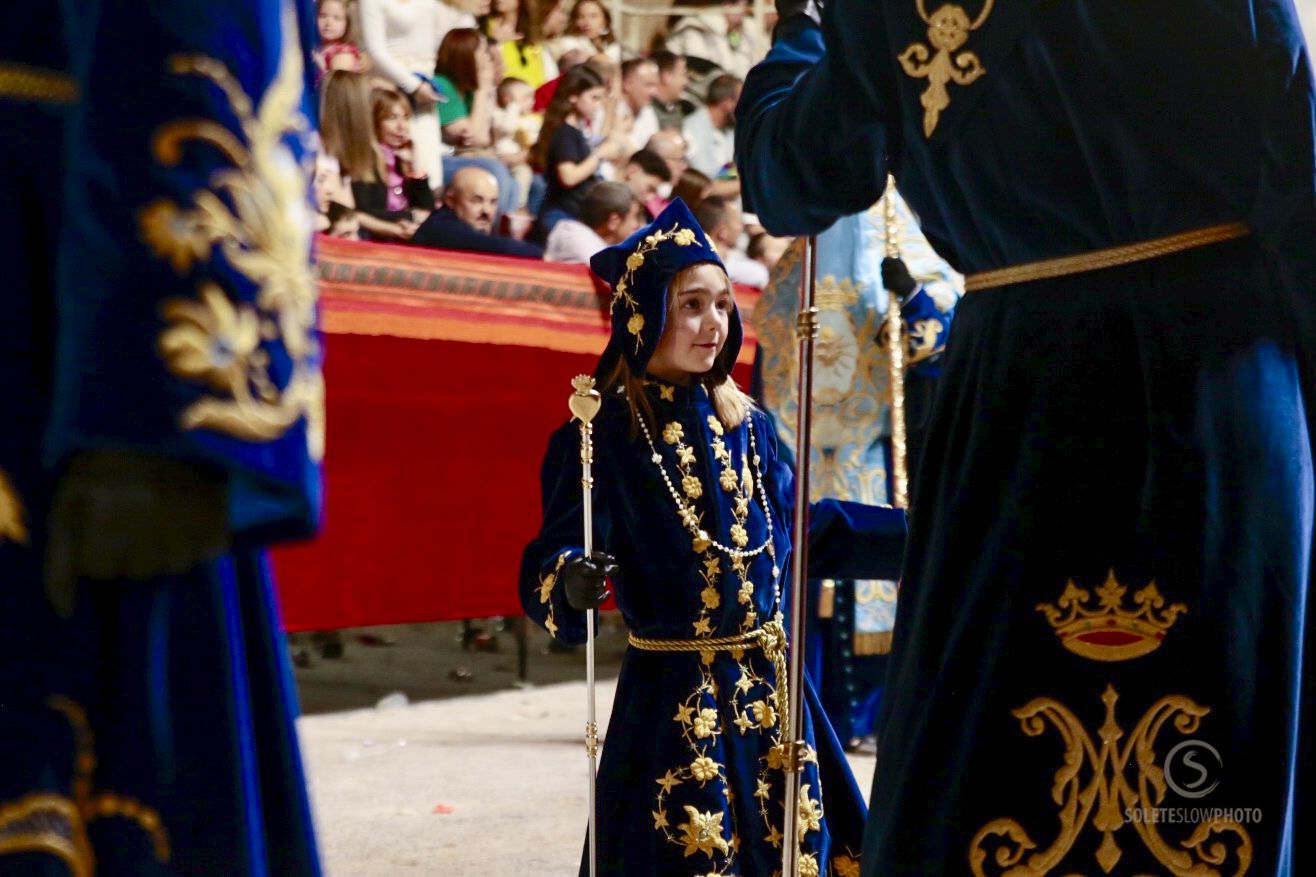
[[899, 0, 995, 136], [969, 686, 1253, 877], [0, 697, 170, 875], [141, 4, 324, 461]]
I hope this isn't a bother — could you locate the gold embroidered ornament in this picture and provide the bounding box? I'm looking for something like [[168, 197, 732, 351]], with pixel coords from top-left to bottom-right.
[[1036, 570, 1186, 662], [0, 468, 29, 546], [899, 0, 995, 136], [142, 4, 324, 461], [969, 685, 1253, 877]]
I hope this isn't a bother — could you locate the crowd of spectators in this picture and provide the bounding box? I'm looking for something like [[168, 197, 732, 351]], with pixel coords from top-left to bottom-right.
[[311, 0, 784, 286]]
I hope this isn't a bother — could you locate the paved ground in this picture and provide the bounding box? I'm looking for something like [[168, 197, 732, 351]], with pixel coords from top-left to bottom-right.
[[293, 620, 875, 876]]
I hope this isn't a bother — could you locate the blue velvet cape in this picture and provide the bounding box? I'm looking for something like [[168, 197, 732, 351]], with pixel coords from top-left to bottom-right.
[[520, 380, 906, 876], [736, 2, 1315, 875], [0, 2, 323, 874]]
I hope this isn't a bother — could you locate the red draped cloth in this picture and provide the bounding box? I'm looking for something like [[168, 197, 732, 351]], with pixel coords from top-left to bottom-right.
[[274, 237, 759, 631]]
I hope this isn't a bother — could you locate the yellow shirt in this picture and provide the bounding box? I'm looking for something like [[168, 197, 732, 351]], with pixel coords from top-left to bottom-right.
[[499, 40, 557, 89]]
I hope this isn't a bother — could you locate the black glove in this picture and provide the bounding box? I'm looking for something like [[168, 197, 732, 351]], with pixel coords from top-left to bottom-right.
[[44, 450, 230, 617], [561, 552, 617, 611], [881, 256, 919, 301]]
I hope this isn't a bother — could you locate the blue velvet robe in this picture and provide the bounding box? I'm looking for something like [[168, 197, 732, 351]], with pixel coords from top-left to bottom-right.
[[0, 2, 323, 874], [520, 381, 905, 877], [736, 3, 1314, 875]]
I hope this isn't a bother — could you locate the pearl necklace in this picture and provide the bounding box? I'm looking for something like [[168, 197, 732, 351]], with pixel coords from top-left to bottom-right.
[[635, 401, 779, 577]]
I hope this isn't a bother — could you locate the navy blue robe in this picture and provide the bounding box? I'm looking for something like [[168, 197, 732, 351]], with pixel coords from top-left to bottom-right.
[[736, 2, 1314, 875], [0, 2, 323, 874], [521, 381, 905, 877]]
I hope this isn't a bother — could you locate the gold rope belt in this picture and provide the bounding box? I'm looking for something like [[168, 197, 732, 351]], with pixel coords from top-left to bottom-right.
[[0, 62, 78, 104], [630, 618, 793, 745], [963, 222, 1250, 292]]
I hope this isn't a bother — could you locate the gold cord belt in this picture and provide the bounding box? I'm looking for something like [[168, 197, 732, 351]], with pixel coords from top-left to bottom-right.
[[0, 62, 78, 104], [630, 617, 792, 743], [963, 222, 1250, 292]]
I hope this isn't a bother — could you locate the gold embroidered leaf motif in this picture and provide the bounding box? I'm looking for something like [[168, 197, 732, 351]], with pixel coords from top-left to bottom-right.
[[140, 200, 214, 274], [627, 312, 645, 337], [653, 809, 669, 829], [691, 708, 719, 739], [692, 531, 712, 554], [765, 825, 784, 848], [833, 853, 862, 877], [661, 385, 677, 403], [729, 523, 749, 548], [144, 4, 323, 460], [662, 422, 684, 445], [700, 585, 721, 610], [703, 557, 722, 576], [682, 475, 704, 500], [797, 786, 823, 837], [706, 415, 724, 437], [692, 616, 713, 636], [689, 755, 720, 782], [677, 806, 731, 858], [749, 700, 777, 730], [673, 703, 696, 725], [160, 284, 262, 394], [673, 228, 697, 247], [656, 769, 683, 793], [0, 468, 30, 546], [754, 778, 771, 800]]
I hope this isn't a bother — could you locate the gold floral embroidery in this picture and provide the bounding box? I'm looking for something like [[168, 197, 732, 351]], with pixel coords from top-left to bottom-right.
[[0, 468, 29, 546], [1036, 571, 1186, 662], [536, 551, 572, 638], [969, 686, 1253, 876], [143, 5, 323, 460], [0, 696, 170, 875], [899, 0, 995, 136], [677, 806, 731, 858]]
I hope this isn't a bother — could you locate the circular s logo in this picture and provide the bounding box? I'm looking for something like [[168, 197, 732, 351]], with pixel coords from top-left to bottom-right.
[[1164, 740, 1222, 799]]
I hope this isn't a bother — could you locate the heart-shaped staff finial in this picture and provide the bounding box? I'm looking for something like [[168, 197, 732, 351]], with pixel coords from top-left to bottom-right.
[[569, 374, 602, 423]]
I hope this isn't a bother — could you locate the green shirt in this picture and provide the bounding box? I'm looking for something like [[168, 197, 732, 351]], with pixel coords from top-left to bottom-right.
[[432, 75, 469, 127]]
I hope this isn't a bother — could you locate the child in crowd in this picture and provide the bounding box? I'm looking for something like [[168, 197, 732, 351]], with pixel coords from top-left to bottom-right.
[[314, 0, 366, 83], [318, 70, 423, 241], [493, 76, 541, 211], [530, 64, 628, 240], [370, 88, 436, 219], [550, 0, 621, 63], [521, 199, 905, 876]]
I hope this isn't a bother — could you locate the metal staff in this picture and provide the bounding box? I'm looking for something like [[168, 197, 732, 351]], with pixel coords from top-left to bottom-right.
[[883, 175, 910, 510], [781, 235, 820, 877], [568, 374, 603, 877]]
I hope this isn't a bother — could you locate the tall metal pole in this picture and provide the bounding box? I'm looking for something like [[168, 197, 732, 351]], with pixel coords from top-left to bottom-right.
[[568, 374, 603, 877], [781, 235, 819, 877], [883, 177, 910, 509]]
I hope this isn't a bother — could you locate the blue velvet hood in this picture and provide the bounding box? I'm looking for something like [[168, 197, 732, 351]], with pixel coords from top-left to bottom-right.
[[590, 198, 741, 379]]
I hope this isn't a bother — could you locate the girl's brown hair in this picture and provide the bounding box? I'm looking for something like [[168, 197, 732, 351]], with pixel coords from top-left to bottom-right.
[[600, 263, 753, 438], [319, 70, 384, 183], [436, 27, 485, 94], [529, 63, 605, 171]]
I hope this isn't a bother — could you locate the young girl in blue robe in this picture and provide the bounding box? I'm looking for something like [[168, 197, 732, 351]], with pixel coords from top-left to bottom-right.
[[520, 198, 906, 877]]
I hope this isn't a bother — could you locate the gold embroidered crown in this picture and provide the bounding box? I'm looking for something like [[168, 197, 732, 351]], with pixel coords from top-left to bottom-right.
[[1036, 570, 1186, 662]]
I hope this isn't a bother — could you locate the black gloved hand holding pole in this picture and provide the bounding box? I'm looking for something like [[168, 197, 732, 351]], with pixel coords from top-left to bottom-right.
[[562, 552, 618, 610], [881, 256, 918, 302]]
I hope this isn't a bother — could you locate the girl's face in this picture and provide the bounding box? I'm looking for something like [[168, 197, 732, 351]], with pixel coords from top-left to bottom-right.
[[570, 85, 606, 121], [573, 1, 606, 38], [318, 1, 348, 43], [646, 263, 733, 384], [377, 103, 411, 149]]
